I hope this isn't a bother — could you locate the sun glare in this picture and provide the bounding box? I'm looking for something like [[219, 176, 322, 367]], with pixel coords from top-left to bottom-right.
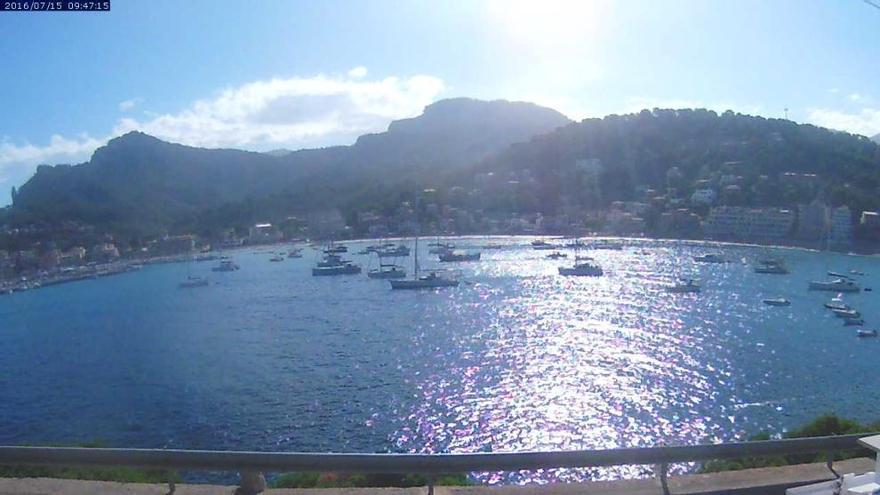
[[488, 0, 607, 49]]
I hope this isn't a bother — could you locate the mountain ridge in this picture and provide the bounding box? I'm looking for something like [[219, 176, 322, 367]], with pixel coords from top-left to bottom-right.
[[10, 98, 571, 235]]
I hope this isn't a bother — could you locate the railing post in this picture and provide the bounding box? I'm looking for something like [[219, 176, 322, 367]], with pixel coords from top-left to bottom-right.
[[826, 450, 840, 479], [656, 462, 670, 495], [235, 470, 266, 495], [427, 474, 435, 495]]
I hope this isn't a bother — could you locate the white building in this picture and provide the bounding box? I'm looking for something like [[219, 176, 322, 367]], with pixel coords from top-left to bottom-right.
[[828, 206, 853, 247], [704, 207, 794, 240]]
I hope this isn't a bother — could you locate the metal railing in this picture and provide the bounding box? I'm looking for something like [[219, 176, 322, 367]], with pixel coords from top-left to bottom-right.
[[0, 433, 874, 495]]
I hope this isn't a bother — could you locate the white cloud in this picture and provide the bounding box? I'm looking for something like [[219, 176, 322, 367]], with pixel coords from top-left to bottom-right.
[[807, 107, 880, 137], [347, 66, 368, 79], [0, 68, 446, 199], [118, 97, 143, 111]]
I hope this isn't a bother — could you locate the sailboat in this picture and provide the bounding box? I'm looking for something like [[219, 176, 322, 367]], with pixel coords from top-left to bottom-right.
[[390, 193, 459, 290], [367, 251, 406, 279], [557, 243, 603, 276]]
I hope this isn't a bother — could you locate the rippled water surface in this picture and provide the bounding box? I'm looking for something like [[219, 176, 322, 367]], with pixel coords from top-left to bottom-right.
[[1, 238, 879, 482]]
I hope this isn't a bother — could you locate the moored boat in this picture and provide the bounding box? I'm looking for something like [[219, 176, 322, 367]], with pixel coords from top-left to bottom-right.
[[754, 258, 789, 274], [832, 308, 861, 319], [666, 279, 701, 293], [762, 298, 790, 306], [178, 276, 209, 288], [312, 252, 361, 276], [694, 253, 726, 263], [857, 329, 878, 338], [390, 272, 459, 289], [367, 263, 406, 279], [546, 251, 567, 259], [558, 259, 603, 276], [844, 318, 865, 326], [439, 251, 481, 262], [809, 279, 860, 292], [211, 260, 240, 272]]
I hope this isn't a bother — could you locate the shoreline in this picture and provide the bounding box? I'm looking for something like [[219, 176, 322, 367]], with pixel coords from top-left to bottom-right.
[[1, 234, 874, 296]]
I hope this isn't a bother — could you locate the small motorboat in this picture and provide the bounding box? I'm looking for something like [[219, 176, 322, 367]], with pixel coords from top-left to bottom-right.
[[531, 240, 556, 250], [824, 301, 850, 311], [844, 318, 865, 326], [762, 298, 790, 306], [212, 260, 240, 272], [665, 279, 701, 293], [390, 271, 459, 289], [857, 329, 878, 338], [850, 270, 866, 276], [546, 252, 567, 260], [269, 255, 284, 262], [367, 264, 407, 279], [754, 258, 789, 274], [832, 308, 861, 319], [178, 276, 209, 288], [693, 253, 726, 263], [287, 250, 303, 258], [439, 251, 481, 262], [827, 271, 852, 279]]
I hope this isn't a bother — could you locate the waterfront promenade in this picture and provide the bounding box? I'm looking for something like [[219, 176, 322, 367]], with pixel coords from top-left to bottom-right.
[[0, 457, 873, 494]]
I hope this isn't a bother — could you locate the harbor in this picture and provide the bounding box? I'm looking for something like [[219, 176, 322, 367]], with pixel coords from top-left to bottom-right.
[[1, 237, 878, 485]]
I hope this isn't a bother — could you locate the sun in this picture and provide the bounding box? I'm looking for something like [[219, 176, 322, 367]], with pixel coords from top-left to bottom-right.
[[487, 0, 607, 50]]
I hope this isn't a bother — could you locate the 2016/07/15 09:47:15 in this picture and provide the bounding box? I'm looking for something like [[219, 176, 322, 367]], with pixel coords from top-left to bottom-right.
[[0, 1, 110, 10]]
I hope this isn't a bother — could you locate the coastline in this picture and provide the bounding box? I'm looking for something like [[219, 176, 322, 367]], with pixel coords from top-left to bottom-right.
[[1, 234, 875, 297]]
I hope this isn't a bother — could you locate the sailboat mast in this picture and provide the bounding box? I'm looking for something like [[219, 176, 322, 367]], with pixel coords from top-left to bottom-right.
[[414, 193, 420, 278]]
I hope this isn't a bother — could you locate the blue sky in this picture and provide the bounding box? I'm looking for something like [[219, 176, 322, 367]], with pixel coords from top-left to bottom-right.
[[1, 0, 879, 202]]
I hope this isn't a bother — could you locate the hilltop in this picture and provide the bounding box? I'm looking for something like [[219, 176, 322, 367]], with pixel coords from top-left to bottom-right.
[[9, 98, 570, 236]]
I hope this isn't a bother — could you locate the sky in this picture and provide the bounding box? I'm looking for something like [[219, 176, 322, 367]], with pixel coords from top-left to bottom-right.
[[0, 0, 879, 203]]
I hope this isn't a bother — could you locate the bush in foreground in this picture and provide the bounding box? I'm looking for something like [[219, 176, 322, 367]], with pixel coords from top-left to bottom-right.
[[0, 441, 178, 484], [700, 414, 880, 473]]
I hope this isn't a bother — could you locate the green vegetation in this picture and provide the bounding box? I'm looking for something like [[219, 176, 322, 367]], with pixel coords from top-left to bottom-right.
[[700, 414, 880, 473], [0, 441, 178, 484], [271, 472, 471, 489]]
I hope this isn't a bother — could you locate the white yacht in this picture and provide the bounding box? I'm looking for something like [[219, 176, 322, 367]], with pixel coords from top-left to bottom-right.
[[312, 253, 361, 276]]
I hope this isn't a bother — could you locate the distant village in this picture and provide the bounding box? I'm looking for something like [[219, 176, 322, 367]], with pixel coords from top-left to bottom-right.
[[2, 163, 880, 293]]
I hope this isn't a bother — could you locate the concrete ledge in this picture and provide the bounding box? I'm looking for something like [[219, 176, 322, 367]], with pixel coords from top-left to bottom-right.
[[0, 458, 873, 495]]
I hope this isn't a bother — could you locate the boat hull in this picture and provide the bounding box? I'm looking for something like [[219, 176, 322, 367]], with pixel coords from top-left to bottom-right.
[[390, 279, 459, 289], [558, 267, 603, 276], [312, 265, 362, 276], [367, 269, 406, 279]]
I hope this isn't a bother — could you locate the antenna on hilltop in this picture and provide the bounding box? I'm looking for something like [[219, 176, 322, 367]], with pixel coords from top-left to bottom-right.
[[784, 108, 789, 120]]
